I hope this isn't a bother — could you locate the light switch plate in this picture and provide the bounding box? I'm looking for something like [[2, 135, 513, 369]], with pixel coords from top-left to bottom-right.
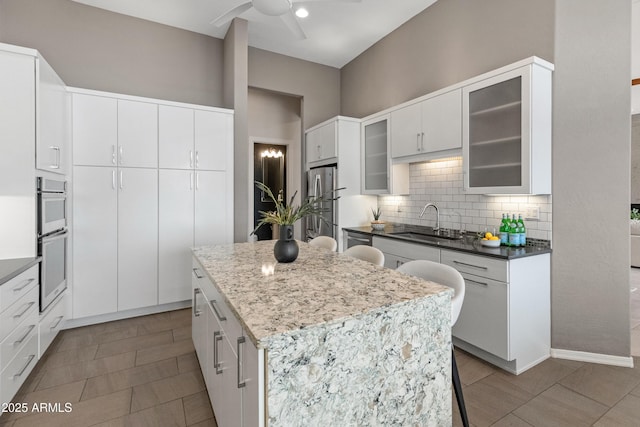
[[525, 206, 540, 220]]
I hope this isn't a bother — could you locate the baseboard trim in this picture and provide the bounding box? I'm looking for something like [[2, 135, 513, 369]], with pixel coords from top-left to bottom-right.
[[550, 348, 635, 368], [64, 300, 191, 330]]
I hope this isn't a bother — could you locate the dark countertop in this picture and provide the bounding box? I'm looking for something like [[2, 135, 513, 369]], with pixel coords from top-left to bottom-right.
[[0, 257, 41, 286], [343, 223, 551, 260]]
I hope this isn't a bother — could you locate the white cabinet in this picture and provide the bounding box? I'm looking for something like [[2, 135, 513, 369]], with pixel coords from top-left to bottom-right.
[[72, 166, 157, 317], [159, 170, 194, 304], [195, 109, 232, 171], [391, 89, 462, 159], [72, 166, 118, 318], [36, 55, 70, 174], [117, 100, 158, 168], [39, 290, 66, 358], [306, 121, 337, 166], [72, 94, 117, 167], [73, 94, 158, 168], [117, 168, 158, 311], [462, 58, 553, 194], [441, 249, 550, 374], [195, 171, 229, 247], [192, 257, 264, 427], [0, 265, 39, 405], [361, 115, 409, 195], [159, 105, 194, 170], [372, 236, 440, 269]]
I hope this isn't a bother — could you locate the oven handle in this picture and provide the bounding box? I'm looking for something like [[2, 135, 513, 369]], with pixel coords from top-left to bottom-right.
[[40, 229, 68, 243]]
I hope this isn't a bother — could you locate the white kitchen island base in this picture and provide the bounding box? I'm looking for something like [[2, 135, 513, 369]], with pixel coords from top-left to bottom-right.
[[192, 241, 453, 426]]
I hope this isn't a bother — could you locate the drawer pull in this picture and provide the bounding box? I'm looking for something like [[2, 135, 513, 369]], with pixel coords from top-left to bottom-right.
[[213, 331, 223, 375], [13, 278, 35, 292], [193, 288, 201, 317], [13, 325, 35, 346], [237, 336, 246, 389], [192, 267, 203, 279], [466, 278, 489, 287], [50, 316, 64, 330], [12, 354, 36, 379], [453, 260, 488, 270], [210, 299, 227, 322], [13, 301, 35, 319]]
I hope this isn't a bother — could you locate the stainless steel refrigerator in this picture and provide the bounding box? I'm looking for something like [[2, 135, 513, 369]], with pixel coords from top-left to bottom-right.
[[306, 165, 337, 241]]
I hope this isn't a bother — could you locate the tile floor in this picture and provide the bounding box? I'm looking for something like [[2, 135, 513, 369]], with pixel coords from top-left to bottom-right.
[[1, 308, 640, 427]]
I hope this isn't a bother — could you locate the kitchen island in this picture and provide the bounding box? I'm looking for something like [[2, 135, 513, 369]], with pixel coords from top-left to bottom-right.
[[192, 240, 453, 427]]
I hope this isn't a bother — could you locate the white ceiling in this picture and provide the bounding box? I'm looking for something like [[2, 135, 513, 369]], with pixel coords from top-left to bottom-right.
[[71, 0, 437, 68]]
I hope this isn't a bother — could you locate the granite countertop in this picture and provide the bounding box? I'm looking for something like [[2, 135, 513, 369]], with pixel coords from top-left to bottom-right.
[[0, 257, 41, 286], [192, 240, 452, 348], [344, 223, 552, 260]]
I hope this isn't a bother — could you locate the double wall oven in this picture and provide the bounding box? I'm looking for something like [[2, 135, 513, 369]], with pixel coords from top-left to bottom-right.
[[37, 177, 68, 312]]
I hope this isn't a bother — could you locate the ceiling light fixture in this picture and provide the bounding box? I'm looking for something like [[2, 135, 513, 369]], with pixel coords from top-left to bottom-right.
[[295, 7, 309, 18]]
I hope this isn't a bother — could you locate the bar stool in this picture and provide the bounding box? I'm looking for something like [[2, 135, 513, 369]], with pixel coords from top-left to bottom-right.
[[396, 259, 470, 427], [308, 236, 338, 252], [342, 245, 385, 266]]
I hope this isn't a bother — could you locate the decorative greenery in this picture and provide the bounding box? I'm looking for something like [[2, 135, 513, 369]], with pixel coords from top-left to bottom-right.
[[632, 208, 640, 221], [252, 181, 342, 235], [371, 207, 382, 221]]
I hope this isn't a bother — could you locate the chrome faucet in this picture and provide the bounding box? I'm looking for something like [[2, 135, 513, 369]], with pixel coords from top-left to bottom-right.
[[419, 202, 439, 231]]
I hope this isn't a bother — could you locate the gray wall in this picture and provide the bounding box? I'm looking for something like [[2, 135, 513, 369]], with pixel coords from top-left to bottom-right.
[[552, 0, 630, 356], [340, 0, 555, 118], [0, 0, 224, 106]]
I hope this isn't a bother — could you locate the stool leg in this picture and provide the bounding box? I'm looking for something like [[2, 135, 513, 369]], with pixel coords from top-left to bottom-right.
[[452, 348, 469, 427]]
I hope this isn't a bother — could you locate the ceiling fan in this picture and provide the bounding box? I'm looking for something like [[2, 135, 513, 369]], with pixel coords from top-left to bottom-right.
[[211, 0, 361, 40]]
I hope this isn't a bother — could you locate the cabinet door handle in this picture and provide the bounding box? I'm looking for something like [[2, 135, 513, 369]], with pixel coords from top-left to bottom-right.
[[190, 150, 194, 168], [195, 151, 199, 169], [13, 301, 35, 319], [112, 145, 117, 165], [452, 260, 488, 270], [210, 299, 227, 322], [421, 132, 425, 151], [12, 354, 36, 379], [119, 146, 123, 165], [49, 146, 61, 169], [50, 316, 64, 330], [465, 278, 489, 287], [13, 324, 35, 346], [196, 173, 199, 190], [192, 267, 203, 279], [237, 336, 246, 388], [396, 260, 404, 268], [416, 133, 421, 151], [214, 331, 223, 375], [13, 278, 34, 292], [119, 171, 123, 190], [193, 288, 201, 317]]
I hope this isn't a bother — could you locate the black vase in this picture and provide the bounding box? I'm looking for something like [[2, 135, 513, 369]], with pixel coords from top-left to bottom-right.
[[274, 225, 298, 263]]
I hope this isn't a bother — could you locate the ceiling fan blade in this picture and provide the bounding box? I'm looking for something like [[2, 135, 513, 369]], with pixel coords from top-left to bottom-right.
[[210, 2, 253, 26], [280, 10, 307, 40]]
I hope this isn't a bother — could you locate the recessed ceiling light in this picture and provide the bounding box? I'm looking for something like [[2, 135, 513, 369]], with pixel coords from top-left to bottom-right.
[[295, 8, 309, 18]]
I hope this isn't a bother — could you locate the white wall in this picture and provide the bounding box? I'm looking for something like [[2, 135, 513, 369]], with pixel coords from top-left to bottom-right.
[[378, 159, 552, 242]]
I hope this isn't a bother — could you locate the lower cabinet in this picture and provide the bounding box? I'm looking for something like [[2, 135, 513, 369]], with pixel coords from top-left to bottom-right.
[[38, 291, 66, 358], [192, 258, 263, 427], [372, 236, 440, 268]]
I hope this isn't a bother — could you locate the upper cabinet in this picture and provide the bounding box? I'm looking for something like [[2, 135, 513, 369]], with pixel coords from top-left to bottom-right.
[[361, 115, 409, 195], [306, 121, 337, 167], [391, 89, 462, 159], [462, 59, 553, 194], [118, 100, 158, 168], [36, 55, 70, 174], [159, 105, 231, 171]]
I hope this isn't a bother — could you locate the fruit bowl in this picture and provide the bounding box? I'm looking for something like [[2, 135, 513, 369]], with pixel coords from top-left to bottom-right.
[[481, 239, 501, 248]]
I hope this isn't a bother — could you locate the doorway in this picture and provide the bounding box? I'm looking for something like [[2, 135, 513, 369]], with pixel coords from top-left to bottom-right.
[[253, 143, 287, 240]]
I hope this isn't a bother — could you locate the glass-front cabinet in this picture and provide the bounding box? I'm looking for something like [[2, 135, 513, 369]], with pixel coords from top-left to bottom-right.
[[462, 59, 553, 194], [361, 114, 409, 195]]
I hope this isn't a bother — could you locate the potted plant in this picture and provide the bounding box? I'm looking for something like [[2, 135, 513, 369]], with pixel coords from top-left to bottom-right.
[[371, 207, 385, 231], [252, 181, 341, 263]]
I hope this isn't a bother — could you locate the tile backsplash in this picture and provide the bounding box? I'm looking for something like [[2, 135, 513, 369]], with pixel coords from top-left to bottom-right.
[[377, 158, 552, 243]]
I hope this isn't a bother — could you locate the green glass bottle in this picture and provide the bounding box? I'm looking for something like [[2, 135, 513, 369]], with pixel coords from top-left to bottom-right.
[[517, 214, 526, 247], [508, 214, 519, 247], [500, 213, 508, 246]]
